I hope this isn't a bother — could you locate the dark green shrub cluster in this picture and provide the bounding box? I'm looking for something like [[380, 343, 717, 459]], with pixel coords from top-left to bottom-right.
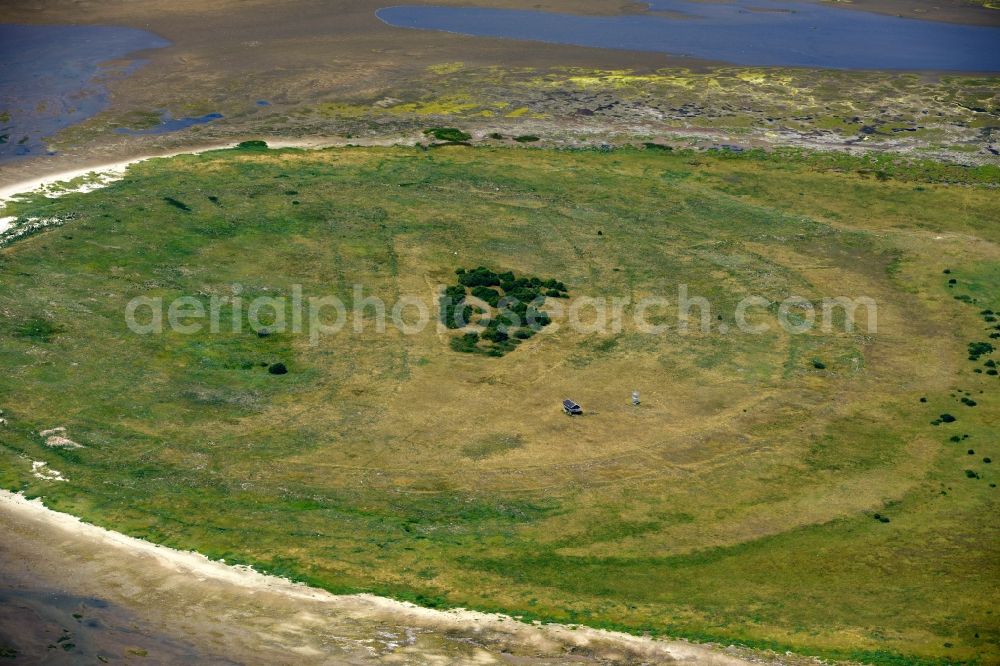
[[514, 135, 540, 143], [442, 266, 568, 356], [471, 285, 501, 307], [872, 513, 890, 523], [931, 413, 957, 425], [424, 127, 471, 142], [236, 140, 269, 150], [440, 284, 473, 329], [968, 341, 994, 361]]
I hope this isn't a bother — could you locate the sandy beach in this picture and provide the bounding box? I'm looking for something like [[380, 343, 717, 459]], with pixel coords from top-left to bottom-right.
[[0, 490, 786, 664]]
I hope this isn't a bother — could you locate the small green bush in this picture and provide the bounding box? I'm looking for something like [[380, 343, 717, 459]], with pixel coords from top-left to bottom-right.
[[514, 135, 540, 143], [237, 140, 269, 150], [424, 127, 471, 142], [15, 317, 62, 342], [940, 413, 956, 423]]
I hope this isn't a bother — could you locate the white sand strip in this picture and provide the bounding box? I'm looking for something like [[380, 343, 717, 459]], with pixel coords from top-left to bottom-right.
[[0, 489, 760, 664], [0, 135, 426, 215]]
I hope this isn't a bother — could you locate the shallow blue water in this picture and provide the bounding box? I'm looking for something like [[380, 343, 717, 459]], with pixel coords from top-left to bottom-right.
[[377, 1, 1000, 71], [114, 111, 224, 135], [0, 24, 171, 162]]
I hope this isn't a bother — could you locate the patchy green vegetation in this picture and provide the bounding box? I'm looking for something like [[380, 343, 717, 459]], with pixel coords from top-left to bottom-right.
[[0, 145, 997, 665], [440, 266, 566, 356]]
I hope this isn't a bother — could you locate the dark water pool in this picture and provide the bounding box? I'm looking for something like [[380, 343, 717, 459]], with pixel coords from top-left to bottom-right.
[[114, 110, 224, 135], [377, 1, 1000, 71], [0, 24, 170, 162]]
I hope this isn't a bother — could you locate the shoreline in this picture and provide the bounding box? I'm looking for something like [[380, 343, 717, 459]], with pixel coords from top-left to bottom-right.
[[0, 489, 768, 664], [0, 136, 426, 213]]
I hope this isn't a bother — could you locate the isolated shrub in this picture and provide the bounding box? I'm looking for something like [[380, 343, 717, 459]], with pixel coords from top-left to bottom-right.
[[988, 369, 999, 375], [984, 457, 992, 464], [514, 135, 540, 143], [15, 317, 61, 342], [424, 127, 471, 142], [940, 413, 956, 423], [811, 359, 827, 369], [965, 469, 979, 479], [985, 359, 996, 368], [949, 435, 962, 442], [268, 362, 288, 375], [919, 397, 927, 402], [961, 397, 977, 407], [237, 140, 268, 150], [968, 449, 975, 455]]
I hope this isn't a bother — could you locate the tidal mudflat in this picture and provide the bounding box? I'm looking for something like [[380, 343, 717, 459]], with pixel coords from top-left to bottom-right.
[[0, 24, 169, 163]]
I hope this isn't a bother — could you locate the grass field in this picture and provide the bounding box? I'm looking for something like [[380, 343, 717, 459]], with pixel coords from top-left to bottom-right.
[[0, 144, 997, 664]]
